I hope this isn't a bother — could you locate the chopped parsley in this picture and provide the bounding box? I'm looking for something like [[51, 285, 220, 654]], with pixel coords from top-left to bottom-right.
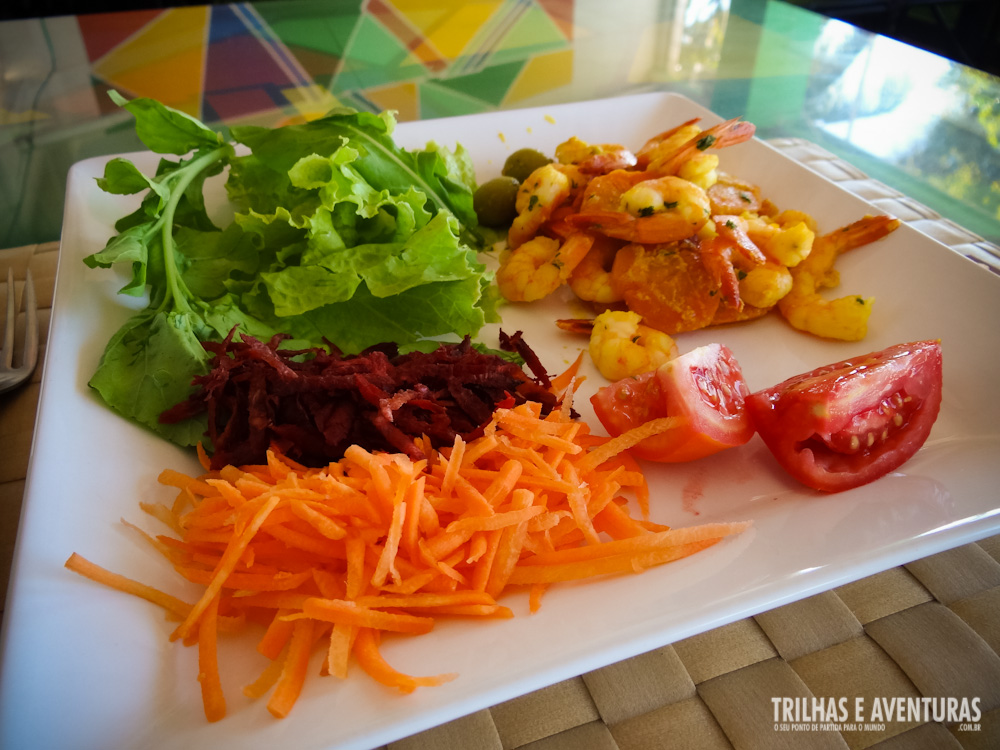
[[638, 206, 656, 217], [696, 134, 717, 151]]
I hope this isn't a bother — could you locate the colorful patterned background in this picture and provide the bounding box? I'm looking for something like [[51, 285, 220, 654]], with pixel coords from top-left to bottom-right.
[[76, 0, 575, 127]]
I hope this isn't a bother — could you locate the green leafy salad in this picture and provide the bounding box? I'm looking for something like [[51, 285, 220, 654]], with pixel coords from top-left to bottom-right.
[[85, 92, 497, 446]]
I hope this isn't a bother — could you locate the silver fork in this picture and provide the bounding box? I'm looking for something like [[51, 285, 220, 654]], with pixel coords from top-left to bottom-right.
[[1, 267, 38, 394]]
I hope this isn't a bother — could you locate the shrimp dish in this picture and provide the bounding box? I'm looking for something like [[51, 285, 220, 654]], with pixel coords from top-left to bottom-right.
[[486, 115, 900, 366]]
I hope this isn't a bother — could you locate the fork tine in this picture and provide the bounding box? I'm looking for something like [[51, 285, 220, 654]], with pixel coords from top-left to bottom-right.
[[22, 267, 38, 372], [2, 268, 13, 370]]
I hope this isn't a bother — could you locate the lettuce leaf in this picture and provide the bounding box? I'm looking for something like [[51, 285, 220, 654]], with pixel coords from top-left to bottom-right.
[[84, 93, 493, 446]]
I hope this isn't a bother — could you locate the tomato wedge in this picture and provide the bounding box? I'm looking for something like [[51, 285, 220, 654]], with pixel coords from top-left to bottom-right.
[[746, 340, 942, 492], [590, 343, 754, 462]]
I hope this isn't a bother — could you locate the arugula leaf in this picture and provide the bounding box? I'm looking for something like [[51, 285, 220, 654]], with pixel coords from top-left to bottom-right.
[[88, 308, 212, 446], [108, 90, 222, 155]]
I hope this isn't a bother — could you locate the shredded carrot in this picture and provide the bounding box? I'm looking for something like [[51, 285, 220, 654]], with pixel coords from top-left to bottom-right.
[[65, 397, 750, 722], [197, 594, 226, 722]]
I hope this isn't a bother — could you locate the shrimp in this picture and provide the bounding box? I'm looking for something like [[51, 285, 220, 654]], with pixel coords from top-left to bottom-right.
[[568, 172, 711, 244], [558, 310, 678, 381], [643, 117, 756, 177], [508, 163, 582, 249], [737, 260, 793, 309], [701, 215, 768, 311], [495, 233, 595, 302], [568, 235, 625, 304], [555, 136, 637, 174], [776, 214, 901, 340], [745, 215, 815, 267]]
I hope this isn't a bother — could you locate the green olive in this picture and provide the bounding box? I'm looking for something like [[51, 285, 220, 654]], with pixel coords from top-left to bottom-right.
[[473, 176, 520, 228], [502, 148, 552, 183]]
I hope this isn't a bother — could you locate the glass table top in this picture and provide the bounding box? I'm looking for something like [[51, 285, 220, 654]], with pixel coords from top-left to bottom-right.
[[1, 0, 998, 249]]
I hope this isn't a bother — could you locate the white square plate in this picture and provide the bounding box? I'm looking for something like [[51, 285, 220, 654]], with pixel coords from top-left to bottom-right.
[[2, 92, 999, 750]]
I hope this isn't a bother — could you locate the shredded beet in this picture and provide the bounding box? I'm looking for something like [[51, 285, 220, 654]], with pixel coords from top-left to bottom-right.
[[160, 330, 559, 470]]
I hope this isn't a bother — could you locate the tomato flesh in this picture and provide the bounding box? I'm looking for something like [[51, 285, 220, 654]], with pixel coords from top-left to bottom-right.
[[746, 340, 942, 492], [591, 343, 753, 462]]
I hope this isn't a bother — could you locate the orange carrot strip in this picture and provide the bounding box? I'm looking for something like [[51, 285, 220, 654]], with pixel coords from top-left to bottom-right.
[[549, 350, 585, 394], [175, 567, 314, 591], [197, 593, 227, 722], [289, 500, 347, 540], [229, 592, 311, 610], [196, 442, 211, 470], [561, 462, 600, 545], [592, 500, 651, 539], [353, 628, 456, 694], [312, 568, 346, 599], [485, 489, 535, 599], [355, 591, 495, 609], [379, 568, 438, 596], [204, 478, 249, 508], [401, 476, 425, 560], [438, 435, 466, 500], [528, 583, 547, 613], [140, 501, 183, 534], [576, 417, 682, 475], [461, 433, 498, 466], [482, 460, 524, 507], [263, 524, 336, 556], [522, 521, 751, 567], [64, 553, 192, 620], [371, 496, 406, 587], [297, 598, 435, 634], [345, 535, 367, 600], [509, 540, 721, 584], [258, 608, 296, 660], [407, 604, 514, 618], [451, 474, 494, 516], [243, 643, 288, 699], [267, 618, 316, 719], [422, 526, 475, 561], [471, 530, 501, 592], [417, 541, 469, 585], [343, 446, 394, 521], [466, 532, 488, 563], [445, 505, 545, 534], [496, 408, 580, 438], [327, 622, 356, 679], [158, 468, 210, 493]]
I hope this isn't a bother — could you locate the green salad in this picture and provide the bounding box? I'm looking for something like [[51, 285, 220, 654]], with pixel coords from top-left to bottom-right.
[[85, 92, 497, 446]]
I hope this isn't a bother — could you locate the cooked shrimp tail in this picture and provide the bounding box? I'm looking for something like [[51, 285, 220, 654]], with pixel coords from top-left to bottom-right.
[[647, 117, 756, 177]]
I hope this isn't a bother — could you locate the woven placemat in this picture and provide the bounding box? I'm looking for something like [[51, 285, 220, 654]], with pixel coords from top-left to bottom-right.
[[1, 141, 998, 750]]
